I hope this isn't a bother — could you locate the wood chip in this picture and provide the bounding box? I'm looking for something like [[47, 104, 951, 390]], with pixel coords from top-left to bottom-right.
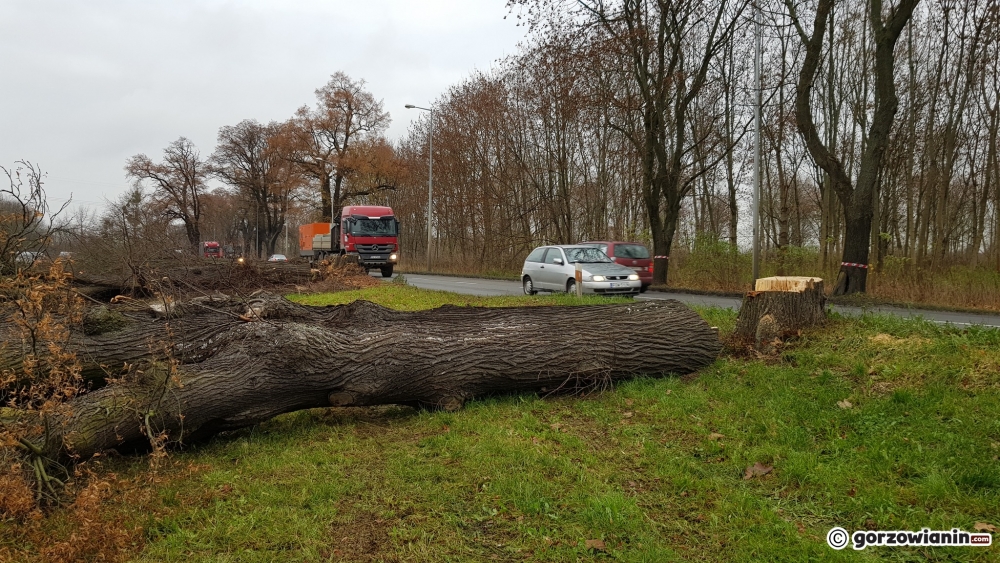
[[744, 462, 773, 480]]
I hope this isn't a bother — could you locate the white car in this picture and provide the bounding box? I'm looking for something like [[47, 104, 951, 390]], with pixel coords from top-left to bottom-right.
[[15, 251, 43, 265], [266, 254, 288, 263], [520, 245, 641, 296]]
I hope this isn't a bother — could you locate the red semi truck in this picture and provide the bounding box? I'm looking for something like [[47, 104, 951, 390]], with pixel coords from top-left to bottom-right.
[[299, 205, 399, 277], [202, 241, 223, 258]]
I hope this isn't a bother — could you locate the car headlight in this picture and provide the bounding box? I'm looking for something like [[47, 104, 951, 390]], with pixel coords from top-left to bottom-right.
[[628, 274, 639, 281], [591, 275, 606, 282], [389, 253, 398, 261]]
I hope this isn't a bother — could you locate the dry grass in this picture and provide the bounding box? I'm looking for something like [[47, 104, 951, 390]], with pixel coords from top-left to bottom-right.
[[36, 474, 142, 563], [0, 467, 146, 563], [0, 462, 37, 522], [666, 243, 1000, 310], [868, 333, 932, 347]]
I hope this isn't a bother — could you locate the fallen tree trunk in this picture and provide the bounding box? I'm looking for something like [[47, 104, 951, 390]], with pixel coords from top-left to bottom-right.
[[6, 294, 721, 463]]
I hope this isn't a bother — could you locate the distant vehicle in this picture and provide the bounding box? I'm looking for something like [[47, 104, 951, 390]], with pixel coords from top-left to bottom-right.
[[266, 254, 288, 263], [299, 205, 399, 277], [521, 245, 641, 297], [15, 251, 43, 265], [579, 241, 653, 292], [202, 241, 223, 258]]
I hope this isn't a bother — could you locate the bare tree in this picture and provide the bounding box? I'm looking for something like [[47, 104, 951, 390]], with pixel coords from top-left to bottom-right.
[[210, 120, 300, 258], [281, 72, 391, 221], [785, 0, 918, 294], [573, 0, 748, 284], [124, 137, 208, 253], [0, 161, 67, 276]]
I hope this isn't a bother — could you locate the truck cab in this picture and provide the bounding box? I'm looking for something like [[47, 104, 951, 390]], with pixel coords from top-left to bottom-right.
[[299, 205, 400, 277], [202, 241, 223, 258]]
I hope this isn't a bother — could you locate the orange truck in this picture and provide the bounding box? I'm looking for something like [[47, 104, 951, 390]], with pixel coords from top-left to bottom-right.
[[298, 205, 399, 277]]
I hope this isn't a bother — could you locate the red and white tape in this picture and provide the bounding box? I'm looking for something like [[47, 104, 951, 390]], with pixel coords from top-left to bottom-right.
[[841, 262, 868, 269], [654, 255, 669, 259]]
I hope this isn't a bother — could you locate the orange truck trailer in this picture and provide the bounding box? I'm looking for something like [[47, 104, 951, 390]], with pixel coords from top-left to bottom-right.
[[298, 205, 399, 277]]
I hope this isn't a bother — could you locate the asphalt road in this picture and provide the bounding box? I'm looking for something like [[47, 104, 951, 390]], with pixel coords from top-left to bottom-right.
[[388, 273, 1000, 329]]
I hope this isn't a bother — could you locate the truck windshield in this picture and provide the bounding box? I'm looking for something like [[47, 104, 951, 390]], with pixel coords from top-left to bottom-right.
[[349, 218, 397, 236]]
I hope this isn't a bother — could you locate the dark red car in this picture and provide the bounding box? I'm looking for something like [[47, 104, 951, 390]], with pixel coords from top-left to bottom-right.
[[579, 241, 653, 291]]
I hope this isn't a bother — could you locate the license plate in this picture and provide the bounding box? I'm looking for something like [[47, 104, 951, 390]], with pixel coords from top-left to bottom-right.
[[609, 282, 630, 288], [370, 255, 382, 260], [632, 267, 644, 271]]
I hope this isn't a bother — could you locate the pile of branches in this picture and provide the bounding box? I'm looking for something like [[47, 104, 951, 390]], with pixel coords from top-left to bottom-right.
[[310, 255, 383, 292], [68, 256, 315, 300], [66, 254, 383, 302], [1, 263, 86, 511]]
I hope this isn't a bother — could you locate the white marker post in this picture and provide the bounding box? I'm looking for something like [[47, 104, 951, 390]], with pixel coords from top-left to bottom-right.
[[574, 262, 583, 298]]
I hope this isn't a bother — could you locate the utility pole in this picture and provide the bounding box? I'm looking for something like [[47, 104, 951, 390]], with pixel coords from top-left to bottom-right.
[[752, 1, 762, 285]]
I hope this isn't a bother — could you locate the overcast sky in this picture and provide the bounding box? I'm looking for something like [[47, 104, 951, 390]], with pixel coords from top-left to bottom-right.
[[0, 0, 524, 214]]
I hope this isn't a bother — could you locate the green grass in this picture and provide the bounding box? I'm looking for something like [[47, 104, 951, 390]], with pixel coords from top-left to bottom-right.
[[287, 282, 636, 310], [6, 286, 999, 562]]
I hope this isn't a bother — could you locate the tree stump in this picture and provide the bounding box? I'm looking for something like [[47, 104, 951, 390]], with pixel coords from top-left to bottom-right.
[[732, 277, 826, 352]]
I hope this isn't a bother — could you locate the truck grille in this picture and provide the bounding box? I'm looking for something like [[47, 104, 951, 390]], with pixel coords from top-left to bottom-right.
[[356, 244, 394, 253]]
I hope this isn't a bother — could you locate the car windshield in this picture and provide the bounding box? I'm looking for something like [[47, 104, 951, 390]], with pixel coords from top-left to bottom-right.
[[563, 247, 613, 263], [349, 218, 397, 236], [614, 244, 650, 259]]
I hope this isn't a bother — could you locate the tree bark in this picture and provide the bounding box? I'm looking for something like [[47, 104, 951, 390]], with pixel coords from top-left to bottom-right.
[[6, 295, 721, 463], [732, 277, 826, 351]]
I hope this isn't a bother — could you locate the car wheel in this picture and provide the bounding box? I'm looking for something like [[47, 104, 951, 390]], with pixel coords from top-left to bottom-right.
[[566, 279, 577, 294], [639, 285, 648, 293], [523, 276, 537, 295], [381, 265, 394, 278]]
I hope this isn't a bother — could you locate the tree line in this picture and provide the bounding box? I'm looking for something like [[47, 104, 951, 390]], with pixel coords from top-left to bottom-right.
[[115, 72, 403, 260], [10, 0, 996, 298], [389, 0, 998, 295]]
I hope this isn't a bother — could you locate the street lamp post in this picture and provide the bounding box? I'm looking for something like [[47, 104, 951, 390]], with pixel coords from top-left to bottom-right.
[[405, 104, 434, 272], [752, 1, 762, 285]]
